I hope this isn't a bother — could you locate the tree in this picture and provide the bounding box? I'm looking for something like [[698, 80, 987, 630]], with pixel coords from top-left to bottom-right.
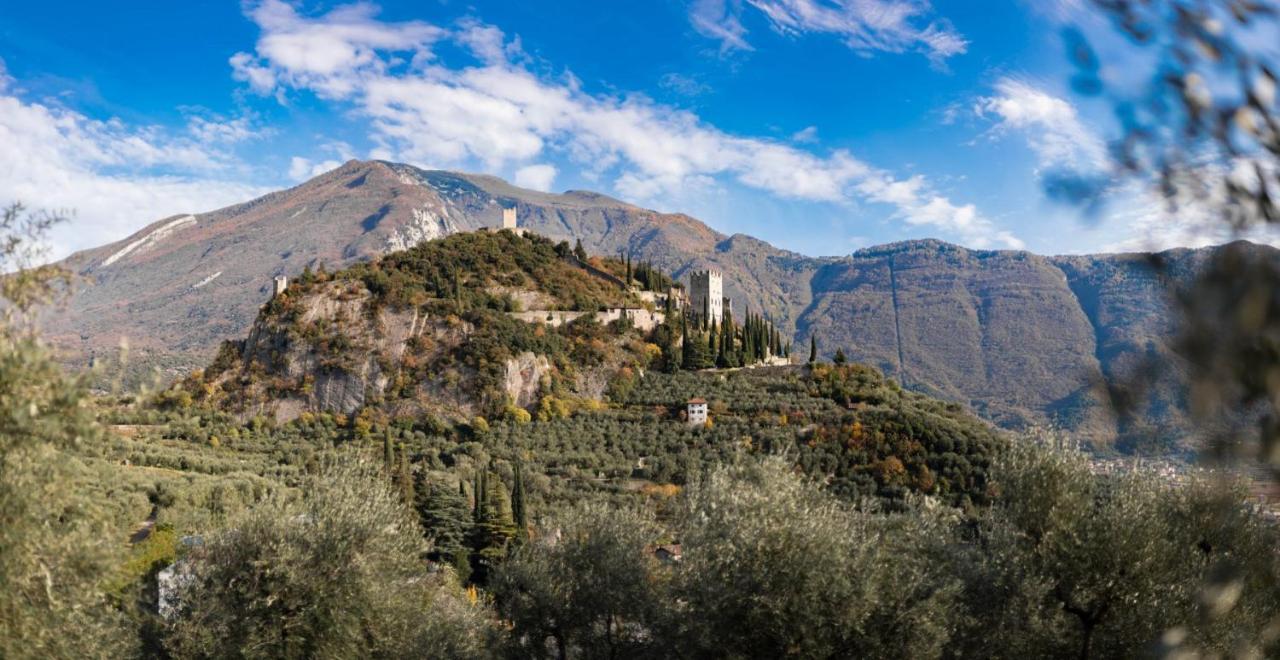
[[415, 474, 473, 581], [512, 458, 529, 543], [469, 468, 516, 584], [396, 443, 414, 508], [165, 460, 493, 658], [672, 460, 963, 658], [682, 329, 713, 370], [0, 203, 135, 658], [953, 444, 1280, 659], [492, 503, 665, 659], [834, 348, 848, 365], [808, 334, 817, 364], [573, 239, 587, 262]]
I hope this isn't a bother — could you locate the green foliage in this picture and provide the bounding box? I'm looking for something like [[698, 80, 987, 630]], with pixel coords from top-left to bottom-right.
[[164, 460, 492, 658], [346, 229, 644, 313], [414, 474, 471, 566], [955, 444, 1280, 658], [0, 204, 136, 658], [189, 230, 660, 420], [492, 503, 663, 659], [672, 460, 962, 658]]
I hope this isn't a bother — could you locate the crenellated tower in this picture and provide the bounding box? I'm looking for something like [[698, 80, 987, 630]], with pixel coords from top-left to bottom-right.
[[688, 270, 723, 326]]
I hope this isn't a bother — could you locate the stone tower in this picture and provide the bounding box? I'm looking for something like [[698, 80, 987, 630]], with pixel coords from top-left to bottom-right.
[[272, 275, 288, 298], [689, 270, 723, 325], [502, 207, 517, 230]]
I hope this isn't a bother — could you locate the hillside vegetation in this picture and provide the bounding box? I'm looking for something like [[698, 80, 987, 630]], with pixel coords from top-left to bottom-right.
[[5, 207, 1278, 658], [174, 230, 657, 423], [42, 160, 1262, 454]]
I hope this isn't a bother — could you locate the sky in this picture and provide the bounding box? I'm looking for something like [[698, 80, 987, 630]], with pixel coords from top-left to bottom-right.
[[0, 0, 1271, 260]]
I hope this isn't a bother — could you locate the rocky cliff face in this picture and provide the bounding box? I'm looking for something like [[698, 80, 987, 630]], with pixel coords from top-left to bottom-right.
[[209, 280, 566, 423], [41, 159, 1259, 450]]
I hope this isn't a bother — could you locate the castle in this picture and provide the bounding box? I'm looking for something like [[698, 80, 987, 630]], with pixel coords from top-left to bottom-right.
[[688, 270, 724, 325]]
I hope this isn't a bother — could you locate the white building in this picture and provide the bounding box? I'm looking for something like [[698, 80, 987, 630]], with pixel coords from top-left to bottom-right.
[[687, 397, 708, 426], [272, 275, 288, 297], [502, 207, 518, 229]]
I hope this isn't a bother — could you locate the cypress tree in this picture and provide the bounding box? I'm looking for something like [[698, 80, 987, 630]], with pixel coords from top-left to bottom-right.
[[717, 318, 729, 368], [512, 459, 528, 543], [414, 475, 471, 567], [397, 443, 414, 508], [681, 314, 691, 370], [383, 430, 394, 473], [574, 238, 588, 261], [809, 334, 818, 364], [625, 253, 632, 285], [473, 470, 486, 524], [834, 347, 848, 365]]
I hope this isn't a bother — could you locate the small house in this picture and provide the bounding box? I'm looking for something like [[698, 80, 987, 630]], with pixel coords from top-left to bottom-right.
[[687, 398, 708, 426]]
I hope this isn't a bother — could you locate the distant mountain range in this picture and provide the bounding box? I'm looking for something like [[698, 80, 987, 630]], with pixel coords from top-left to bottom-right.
[[40, 159, 1242, 451]]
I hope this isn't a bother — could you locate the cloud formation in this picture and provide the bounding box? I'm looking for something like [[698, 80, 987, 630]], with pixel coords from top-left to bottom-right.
[[514, 163, 557, 192], [690, 0, 968, 63], [974, 78, 1107, 172], [0, 63, 267, 259], [234, 0, 1019, 248]]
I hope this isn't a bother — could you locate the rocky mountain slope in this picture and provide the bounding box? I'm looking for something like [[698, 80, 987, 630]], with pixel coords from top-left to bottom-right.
[[175, 230, 658, 424], [40, 159, 1248, 450]]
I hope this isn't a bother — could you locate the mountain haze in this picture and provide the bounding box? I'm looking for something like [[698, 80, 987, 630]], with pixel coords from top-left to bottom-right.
[[41, 159, 1233, 449]]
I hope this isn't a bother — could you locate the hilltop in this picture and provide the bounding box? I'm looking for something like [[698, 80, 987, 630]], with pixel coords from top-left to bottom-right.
[[140, 230, 1000, 514], [38, 159, 1266, 451], [172, 230, 669, 424]]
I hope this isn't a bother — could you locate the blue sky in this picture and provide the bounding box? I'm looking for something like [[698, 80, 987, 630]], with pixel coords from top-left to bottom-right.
[[0, 0, 1234, 259]]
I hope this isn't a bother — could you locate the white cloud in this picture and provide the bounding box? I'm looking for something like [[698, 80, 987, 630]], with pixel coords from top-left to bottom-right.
[[0, 88, 267, 260], [514, 163, 557, 191], [659, 72, 712, 97], [288, 156, 343, 181], [692, 0, 968, 64], [975, 77, 1107, 172], [690, 0, 754, 53], [187, 114, 263, 144], [791, 125, 818, 143], [233, 0, 1020, 249]]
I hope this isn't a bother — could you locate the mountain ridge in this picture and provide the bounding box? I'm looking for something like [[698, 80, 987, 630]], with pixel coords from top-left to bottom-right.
[[39, 159, 1258, 450]]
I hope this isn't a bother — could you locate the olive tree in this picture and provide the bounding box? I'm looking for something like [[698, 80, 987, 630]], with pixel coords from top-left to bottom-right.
[[0, 202, 135, 658], [964, 444, 1280, 658], [164, 459, 494, 659], [491, 503, 666, 659], [671, 459, 964, 659]]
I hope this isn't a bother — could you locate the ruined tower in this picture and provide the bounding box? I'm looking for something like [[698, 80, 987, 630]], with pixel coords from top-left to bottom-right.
[[272, 275, 288, 298], [502, 207, 517, 230], [688, 270, 723, 325]]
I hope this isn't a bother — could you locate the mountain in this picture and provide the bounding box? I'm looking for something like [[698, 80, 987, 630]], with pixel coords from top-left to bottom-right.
[[39, 159, 1242, 450]]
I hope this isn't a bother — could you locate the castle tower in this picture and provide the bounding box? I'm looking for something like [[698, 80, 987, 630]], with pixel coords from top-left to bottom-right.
[[272, 275, 288, 298], [689, 270, 723, 325], [502, 207, 517, 230]]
